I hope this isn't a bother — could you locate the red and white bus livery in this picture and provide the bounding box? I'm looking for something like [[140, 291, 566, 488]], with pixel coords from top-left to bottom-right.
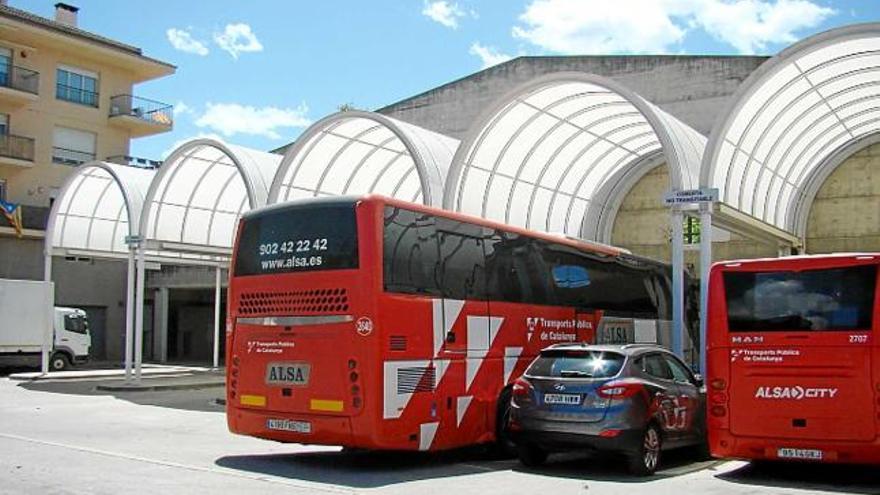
[[707, 254, 880, 464], [226, 195, 679, 451]]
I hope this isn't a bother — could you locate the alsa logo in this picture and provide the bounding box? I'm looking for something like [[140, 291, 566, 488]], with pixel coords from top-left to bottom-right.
[[754, 386, 838, 400]]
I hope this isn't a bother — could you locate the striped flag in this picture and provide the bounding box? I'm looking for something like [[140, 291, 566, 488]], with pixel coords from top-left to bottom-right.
[[0, 199, 22, 237]]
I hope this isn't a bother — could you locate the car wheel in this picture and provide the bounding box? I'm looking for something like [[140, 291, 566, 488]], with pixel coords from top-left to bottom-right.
[[492, 387, 516, 457], [627, 424, 661, 476], [50, 352, 70, 372], [517, 444, 548, 467]]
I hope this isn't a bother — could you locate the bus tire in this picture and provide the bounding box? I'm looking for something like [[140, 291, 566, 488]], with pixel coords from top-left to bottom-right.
[[492, 387, 516, 457], [50, 352, 70, 372], [626, 423, 662, 476]]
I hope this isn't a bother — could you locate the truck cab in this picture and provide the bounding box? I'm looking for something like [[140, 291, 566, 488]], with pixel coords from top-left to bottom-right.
[[51, 307, 91, 371]]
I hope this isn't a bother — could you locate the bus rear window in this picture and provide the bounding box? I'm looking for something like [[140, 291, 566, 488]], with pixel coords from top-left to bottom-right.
[[234, 204, 358, 276], [724, 265, 876, 332], [527, 350, 625, 378]]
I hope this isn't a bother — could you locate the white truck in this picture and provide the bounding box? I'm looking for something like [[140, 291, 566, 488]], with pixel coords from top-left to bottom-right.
[[0, 279, 91, 371]]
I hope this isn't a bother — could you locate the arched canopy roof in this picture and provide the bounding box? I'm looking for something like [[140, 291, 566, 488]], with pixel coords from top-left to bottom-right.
[[702, 23, 880, 235], [445, 72, 705, 238], [269, 110, 460, 206], [47, 162, 153, 259], [140, 138, 282, 253]]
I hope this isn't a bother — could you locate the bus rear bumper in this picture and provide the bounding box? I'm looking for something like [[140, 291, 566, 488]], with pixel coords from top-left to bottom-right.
[[711, 429, 880, 464], [228, 406, 357, 447]]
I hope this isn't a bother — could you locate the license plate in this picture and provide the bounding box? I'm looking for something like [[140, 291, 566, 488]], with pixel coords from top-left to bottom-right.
[[778, 448, 823, 460], [266, 418, 311, 433], [544, 393, 581, 405], [266, 362, 310, 386]]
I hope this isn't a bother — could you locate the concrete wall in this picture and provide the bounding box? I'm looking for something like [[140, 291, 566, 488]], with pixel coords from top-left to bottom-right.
[[376, 56, 768, 140], [610, 164, 777, 264], [806, 142, 880, 253]]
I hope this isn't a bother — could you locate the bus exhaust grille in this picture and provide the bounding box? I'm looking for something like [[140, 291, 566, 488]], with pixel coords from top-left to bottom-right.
[[238, 289, 349, 316], [397, 367, 435, 394], [389, 336, 407, 351]]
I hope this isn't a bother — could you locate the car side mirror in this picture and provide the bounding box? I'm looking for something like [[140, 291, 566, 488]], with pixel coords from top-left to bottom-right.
[[693, 374, 704, 387]]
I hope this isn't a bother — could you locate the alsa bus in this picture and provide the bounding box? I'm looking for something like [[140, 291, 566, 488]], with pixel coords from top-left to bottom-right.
[[226, 195, 683, 452], [707, 254, 880, 464]]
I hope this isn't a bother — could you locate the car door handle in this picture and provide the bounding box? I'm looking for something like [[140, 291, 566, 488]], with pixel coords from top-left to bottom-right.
[[61, 338, 69, 342]]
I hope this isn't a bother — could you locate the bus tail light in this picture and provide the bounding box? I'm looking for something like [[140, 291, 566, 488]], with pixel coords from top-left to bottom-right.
[[710, 378, 727, 391], [349, 357, 361, 409], [512, 378, 533, 404], [711, 392, 728, 404], [229, 354, 240, 399], [597, 382, 644, 399], [711, 405, 727, 417]]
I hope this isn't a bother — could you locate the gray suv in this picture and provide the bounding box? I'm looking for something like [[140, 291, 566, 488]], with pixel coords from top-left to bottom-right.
[[509, 343, 707, 475]]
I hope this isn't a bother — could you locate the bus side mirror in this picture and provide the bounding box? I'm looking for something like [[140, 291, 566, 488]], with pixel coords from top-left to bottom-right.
[[446, 332, 456, 343]]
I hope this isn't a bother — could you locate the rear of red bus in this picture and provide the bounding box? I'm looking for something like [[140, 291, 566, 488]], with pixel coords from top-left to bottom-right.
[[707, 254, 880, 464], [226, 196, 389, 448]]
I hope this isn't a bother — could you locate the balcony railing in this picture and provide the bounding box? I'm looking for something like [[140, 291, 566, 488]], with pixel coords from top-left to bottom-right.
[[0, 65, 39, 95], [109, 95, 173, 127], [52, 146, 96, 166], [0, 134, 35, 162], [56, 83, 98, 107], [106, 154, 163, 169]]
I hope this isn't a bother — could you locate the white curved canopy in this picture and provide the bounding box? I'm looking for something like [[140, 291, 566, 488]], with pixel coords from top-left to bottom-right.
[[702, 23, 880, 235], [47, 162, 154, 258], [445, 72, 705, 238], [269, 110, 460, 206], [141, 139, 282, 252]]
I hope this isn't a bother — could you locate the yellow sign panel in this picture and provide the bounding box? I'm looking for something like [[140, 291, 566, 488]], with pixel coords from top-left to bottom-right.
[[240, 394, 267, 407], [310, 399, 344, 412]]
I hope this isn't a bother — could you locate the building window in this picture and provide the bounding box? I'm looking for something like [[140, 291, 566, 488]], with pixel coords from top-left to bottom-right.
[[683, 216, 701, 244], [0, 179, 6, 202], [0, 113, 9, 135], [0, 47, 11, 88], [52, 126, 96, 166], [56, 65, 98, 107]]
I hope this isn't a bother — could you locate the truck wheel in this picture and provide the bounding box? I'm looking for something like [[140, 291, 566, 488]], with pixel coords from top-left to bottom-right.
[[627, 424, 662, 476], [50, 352, 70, 372]]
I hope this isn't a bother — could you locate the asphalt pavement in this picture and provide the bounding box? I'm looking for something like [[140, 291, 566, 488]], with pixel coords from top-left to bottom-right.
[[1, 374, 878, 494]]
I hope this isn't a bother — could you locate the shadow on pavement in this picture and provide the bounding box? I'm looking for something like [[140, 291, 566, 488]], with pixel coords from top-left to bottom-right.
[[216, 445, 715, 488], [717, 461, 880, 494], [512, 447, 718, 483], [13, 376, 225, 413], [216, 448, 518, 489]]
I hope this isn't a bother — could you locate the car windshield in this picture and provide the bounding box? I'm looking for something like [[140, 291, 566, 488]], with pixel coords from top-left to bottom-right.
[[527, 350, 625, 378]]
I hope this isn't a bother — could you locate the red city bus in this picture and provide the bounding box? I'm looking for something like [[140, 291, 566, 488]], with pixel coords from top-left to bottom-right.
[[226, 195, 682, 452], [706, 254, 880, 464]]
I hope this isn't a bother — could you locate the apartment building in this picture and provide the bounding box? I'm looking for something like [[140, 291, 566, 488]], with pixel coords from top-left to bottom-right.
[[0, 2, 174, 361]]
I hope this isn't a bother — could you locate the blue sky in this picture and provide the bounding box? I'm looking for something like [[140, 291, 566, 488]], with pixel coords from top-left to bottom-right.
[[16, 0, 880, 160]]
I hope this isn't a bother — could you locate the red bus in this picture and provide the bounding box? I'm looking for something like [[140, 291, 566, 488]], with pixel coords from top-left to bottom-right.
[[706, 254, 880, 464], [226, 195, 682, 451]]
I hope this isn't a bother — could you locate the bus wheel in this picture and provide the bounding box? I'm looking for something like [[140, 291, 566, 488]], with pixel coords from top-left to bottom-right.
[[492, 387, 516, 457], [50, 352, 70, 372]]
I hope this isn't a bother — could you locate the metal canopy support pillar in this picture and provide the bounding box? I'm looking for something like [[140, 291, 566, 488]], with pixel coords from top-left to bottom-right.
[[671, 208, 684, 358], [213, 265, 221, 369], [42, 251, 53, 375], [699, 204, 713, 377], [134, 244, 146, 382], [124, 247, 135, 383]]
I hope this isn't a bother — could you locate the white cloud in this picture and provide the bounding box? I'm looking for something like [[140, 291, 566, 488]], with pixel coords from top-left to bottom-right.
[[422, 1, 466, 29], [214, 23, 264, 59], [195, 102, 311, 139], [166, 28, 209, 56], [469, 42, 514, 69], [173, 101, 192, 116], [512, 0, 835, 55]]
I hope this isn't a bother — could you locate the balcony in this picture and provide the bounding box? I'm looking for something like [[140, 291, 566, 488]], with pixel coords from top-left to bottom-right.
[[106, 154, 162, 169], [52, 146, 96, 167], [109, 95, 173, 137], [0, 65, 39, 105], [0, 134, 35, 168]]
